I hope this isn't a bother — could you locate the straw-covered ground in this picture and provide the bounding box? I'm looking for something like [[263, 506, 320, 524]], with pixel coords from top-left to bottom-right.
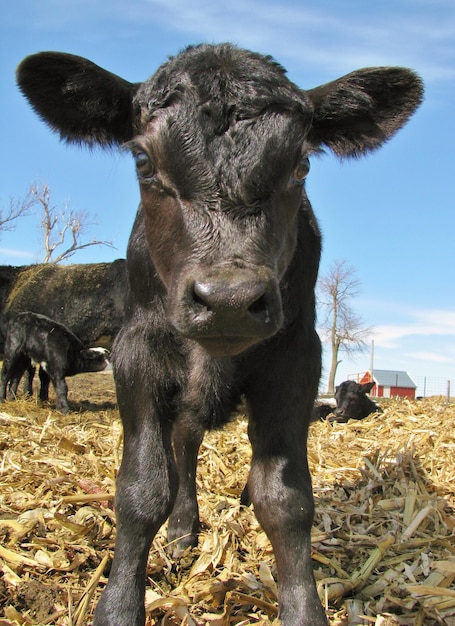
[[1, 372, 455, 625]]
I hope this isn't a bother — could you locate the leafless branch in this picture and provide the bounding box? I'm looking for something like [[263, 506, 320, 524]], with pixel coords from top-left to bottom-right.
[[317, 259, 373, 392], [0, 195, 34, 233], [29, 182, 114, 263]]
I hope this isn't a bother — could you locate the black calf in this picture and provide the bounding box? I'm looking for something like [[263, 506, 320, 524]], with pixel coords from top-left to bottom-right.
[[17, 43, 422, 625], [333, 380, 382, 423], [0, 311, 109, 414]]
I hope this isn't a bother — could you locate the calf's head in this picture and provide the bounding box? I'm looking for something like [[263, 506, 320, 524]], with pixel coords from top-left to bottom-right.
[[81, 347, 110, 373], [335, 380, 376, 420], [17, 44, 423, 357]]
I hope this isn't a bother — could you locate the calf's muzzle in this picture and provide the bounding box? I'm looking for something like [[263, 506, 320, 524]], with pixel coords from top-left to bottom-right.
[[172, 268, 284, 357]]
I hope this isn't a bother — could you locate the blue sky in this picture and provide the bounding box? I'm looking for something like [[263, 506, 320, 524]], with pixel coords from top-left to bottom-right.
[[1, 0, 454, 391]]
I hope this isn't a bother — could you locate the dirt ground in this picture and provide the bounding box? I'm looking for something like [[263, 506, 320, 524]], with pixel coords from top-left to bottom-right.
[[1, 372, 455, 625]]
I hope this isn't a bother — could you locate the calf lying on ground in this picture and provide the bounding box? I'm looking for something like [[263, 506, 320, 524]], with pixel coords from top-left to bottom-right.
[[0, 311, 109, 414], [17, 43, 422, 625], [332, 380, 382, 423]]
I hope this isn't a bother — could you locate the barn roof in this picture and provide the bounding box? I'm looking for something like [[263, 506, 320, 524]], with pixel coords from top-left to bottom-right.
[[372, 369, 417, 389]]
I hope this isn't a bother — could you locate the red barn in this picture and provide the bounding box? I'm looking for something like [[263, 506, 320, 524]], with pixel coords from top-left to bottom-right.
[[355, 369, 417, 399]]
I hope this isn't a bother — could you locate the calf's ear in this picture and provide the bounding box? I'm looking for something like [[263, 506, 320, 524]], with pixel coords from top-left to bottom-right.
[[361, 382, 375, 393], [17, 52, 139, 146], [307, 67, 424, 157]]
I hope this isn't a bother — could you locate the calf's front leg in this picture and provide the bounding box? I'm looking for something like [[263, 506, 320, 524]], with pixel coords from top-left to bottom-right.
[[248, 449, 327, 625], [52, 375, 70, 414], [245, 343, 328, 625], [167, 416, 205, 556], [93, 334, 179, 626], [94, 413, 177, 625]]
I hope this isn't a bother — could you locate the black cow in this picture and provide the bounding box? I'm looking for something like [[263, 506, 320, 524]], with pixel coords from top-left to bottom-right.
[[333, 380, 382, 423], [0, 260, 127, 354], [0, 265, 25, 351], [17, 43, 423, 625], [0, 311, 109, 414]]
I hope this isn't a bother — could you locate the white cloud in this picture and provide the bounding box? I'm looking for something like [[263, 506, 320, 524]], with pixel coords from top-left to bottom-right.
[[407, 351, 452, 364], [11, 0, 455, 83], [324, 300, 455, 381], [373, 308, 455, 348], [139, 0, 455, 82]]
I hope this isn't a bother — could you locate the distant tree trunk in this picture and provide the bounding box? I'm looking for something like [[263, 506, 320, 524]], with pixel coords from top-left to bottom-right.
[[328, 338, 341, 395], [318, 259, 373, 394], [327, 290, 340, 393]]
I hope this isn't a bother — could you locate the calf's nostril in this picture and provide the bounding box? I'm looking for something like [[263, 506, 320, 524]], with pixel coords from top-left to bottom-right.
[[192, 281, 213, 311], [247, 294, 270, 322], [248, 294, 266, 314]]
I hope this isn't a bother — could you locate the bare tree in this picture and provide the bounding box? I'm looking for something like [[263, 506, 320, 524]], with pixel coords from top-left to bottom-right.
[[318, 259, 372, 394], [0, 194, 34, 234], [29, 182, 114, 263]]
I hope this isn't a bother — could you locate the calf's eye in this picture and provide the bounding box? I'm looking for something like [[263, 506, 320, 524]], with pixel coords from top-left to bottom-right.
[[133, 151, 156, 181], [292, 156, 310, 184]]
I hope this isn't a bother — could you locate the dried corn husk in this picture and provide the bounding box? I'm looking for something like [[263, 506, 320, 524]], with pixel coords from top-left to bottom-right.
[[1, 373, 454, 624]]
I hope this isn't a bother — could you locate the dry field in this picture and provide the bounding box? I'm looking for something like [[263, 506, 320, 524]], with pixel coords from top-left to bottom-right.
[[1, 372, 455, 625]]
